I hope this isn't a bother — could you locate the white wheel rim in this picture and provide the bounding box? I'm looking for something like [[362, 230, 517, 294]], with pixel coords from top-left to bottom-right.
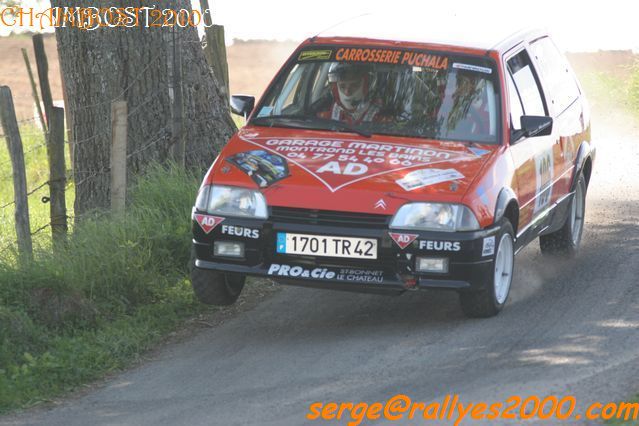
[[494, 233, 514, 305], [570, 183, 585, 246]]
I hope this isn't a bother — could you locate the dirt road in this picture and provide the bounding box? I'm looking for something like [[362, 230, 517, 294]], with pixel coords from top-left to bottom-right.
[[1, 108, 638, 425]]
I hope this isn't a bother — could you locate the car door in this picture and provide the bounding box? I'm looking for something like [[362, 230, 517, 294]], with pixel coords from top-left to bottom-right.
[[528, 36, 582, 199], [505, 47, 557, 235]]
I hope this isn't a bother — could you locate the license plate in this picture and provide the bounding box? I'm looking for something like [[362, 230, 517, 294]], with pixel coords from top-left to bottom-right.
[[276, 233, 377, 259]]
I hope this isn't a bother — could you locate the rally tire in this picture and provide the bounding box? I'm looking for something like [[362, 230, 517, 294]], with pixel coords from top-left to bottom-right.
[[191, 268, 245, 306], [190, 253, 245, 306], [459, 221, 515, 318], [539, 174, 586, 257]]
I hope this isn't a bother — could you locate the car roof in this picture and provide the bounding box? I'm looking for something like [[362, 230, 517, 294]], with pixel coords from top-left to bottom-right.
[[313, 14, 544, 53]]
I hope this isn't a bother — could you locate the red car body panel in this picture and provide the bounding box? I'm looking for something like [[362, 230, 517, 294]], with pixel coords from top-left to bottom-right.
[[206, 126, 498, 227]]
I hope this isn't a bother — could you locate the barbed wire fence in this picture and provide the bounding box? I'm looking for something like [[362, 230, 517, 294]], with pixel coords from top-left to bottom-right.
[[1, 47, 169, 250], [1, 26, 231, 260]]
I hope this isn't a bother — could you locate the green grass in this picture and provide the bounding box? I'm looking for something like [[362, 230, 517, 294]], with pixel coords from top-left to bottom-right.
[[0, 156, 209, 413], [0, 125, 75, 255], [628, 60, 639, 114], [577, 61, 639, 117]]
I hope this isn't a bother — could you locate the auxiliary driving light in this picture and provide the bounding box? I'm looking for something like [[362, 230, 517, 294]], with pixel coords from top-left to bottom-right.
[[416, 257, 449, 274], [214, 241, 245, 258]]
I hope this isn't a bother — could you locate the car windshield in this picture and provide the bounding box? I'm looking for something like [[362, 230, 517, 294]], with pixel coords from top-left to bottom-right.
[[252, 46, 500, 143]]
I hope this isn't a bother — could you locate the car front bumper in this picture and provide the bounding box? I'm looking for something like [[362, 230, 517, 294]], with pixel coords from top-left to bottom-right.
[[192, 208, 501, 294]]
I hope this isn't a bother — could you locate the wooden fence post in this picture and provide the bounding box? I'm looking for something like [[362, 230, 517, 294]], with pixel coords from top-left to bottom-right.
[[48, 106, 67, 248], [21, 48, 47, 132], [171, 26, 185, 166], [0, 86, 33, 264], [32, 34, 54, 128], [204, 25, 230, 101], [110, 101, 127, 213], [200, 5, 230, 106]]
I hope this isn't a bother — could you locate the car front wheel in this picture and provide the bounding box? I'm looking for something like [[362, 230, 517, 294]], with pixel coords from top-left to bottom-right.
[[190, 252, 245, 305], [459, 220, 515, 318]]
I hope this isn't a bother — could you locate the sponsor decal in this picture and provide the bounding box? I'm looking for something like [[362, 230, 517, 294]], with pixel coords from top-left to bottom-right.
[[194, 214, 224, 234], [534, 149, 554, 213], [419, 240, 461, 252], [468, 147, 490, 157], [336, 47, 403, 64], [226, 149, 289, 188], [476, 185, 489, 206], [298, 50, 332, 61], [482, 236, 496, 257], [476, 169, 494, 206], [562, 136, 575, 163], [389, 232, 418, 249], [239, 136, 477, 192], [335, 48, 449, 71], [336, 268, 384, 283], [395, 168, 464, 191], [221, 225, 260, 239], [268, 264, 336, 279], [267, 264, 385, 283], [452, 63, 493, 74], [374, 199, 387, 210]]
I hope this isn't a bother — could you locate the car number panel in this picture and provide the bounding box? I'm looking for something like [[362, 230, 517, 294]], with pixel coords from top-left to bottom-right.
[[276, 233, 377, 259]]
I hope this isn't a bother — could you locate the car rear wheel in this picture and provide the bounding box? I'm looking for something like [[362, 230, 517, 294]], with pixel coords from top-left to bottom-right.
[[459, 221, 514, 318], [539, 174, 586, 256], [190, 253, 245, 306]]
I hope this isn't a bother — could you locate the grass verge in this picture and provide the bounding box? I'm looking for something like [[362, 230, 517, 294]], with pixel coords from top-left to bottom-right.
[[0, 163, 209, 414], [577, 60, 639, 118]]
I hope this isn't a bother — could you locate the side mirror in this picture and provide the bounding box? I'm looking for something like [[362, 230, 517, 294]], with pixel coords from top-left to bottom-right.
[[230, 95, 255, 119], [520, 115, 553, 138]]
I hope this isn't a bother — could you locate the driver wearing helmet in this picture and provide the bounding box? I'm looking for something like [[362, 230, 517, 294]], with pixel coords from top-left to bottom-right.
[[318, 63, 388, 125]]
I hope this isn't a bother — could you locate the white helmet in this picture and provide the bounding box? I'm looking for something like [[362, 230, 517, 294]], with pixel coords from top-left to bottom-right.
[[328, 63, 371, 111]]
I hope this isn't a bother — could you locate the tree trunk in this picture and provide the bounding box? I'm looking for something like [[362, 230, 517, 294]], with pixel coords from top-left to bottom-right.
[[51, 0, 236, 216]]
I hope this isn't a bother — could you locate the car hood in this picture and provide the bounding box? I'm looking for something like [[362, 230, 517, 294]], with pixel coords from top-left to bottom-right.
[[207, 126, 497, 215]]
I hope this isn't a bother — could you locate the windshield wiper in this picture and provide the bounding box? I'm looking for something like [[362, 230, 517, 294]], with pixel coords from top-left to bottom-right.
[[251, 115, 371, 138]]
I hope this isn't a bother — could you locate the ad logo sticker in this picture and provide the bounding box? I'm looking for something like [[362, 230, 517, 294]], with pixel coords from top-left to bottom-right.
[[389, 232, 418, 249], [194, 214, 224, 234], [239, 136, 476, 192]]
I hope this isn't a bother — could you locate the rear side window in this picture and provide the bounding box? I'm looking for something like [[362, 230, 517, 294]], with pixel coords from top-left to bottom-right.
[[529, 36, 581, 115], [507, 50, 546, 117]]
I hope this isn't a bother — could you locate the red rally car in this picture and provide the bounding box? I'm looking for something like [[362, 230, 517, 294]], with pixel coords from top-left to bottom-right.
[[190, 21, 594, 317]]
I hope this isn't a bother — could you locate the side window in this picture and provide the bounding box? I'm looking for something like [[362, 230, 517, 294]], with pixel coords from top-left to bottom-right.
[[507, 50, 546, 117], [507, 73, 524, 130], [529, 36, 581, 114]]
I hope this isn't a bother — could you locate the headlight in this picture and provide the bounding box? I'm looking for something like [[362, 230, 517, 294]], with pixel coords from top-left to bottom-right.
[[390, 203, 480, 232], [197, 185, 268, 219]]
